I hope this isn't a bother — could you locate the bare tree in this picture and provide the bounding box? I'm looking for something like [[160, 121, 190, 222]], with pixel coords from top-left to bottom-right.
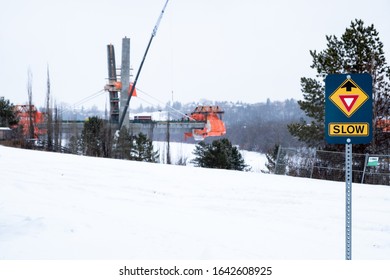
[[53, 102, 62, 151], [27, 68, 35, 146], [46, 65, 53, 151], [166, 112, 171, 164]]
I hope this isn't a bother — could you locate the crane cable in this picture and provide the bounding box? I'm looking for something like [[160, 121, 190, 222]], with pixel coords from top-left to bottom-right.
[[136, 95, 183, 120], [136, 87, 196, 121], [72, 89, 105, 108], [52, 88, 105, 117]]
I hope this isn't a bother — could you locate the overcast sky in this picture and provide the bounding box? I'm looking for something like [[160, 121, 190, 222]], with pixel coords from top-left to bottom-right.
[[1, 0, 389, 111]]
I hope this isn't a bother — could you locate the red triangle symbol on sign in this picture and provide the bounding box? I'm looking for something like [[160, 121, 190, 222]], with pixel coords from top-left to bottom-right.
[[339, 95, 359, 112]]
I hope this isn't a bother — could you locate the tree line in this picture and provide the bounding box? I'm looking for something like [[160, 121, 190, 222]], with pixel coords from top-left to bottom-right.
[[132, 98, 307, 153], [66, 117, 159, 162], [264, 19, 389, 183]]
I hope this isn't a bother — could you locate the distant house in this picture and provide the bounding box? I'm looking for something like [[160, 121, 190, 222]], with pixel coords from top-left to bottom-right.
[[0, 127, 12, 140]]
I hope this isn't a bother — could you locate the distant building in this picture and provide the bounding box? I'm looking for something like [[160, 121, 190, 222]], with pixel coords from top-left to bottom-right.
[[0, 127, 12, 140]]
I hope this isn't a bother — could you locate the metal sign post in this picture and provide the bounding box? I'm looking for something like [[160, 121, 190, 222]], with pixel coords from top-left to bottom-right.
[[345, 142, 352, 260], [325, 73, 372, 260]]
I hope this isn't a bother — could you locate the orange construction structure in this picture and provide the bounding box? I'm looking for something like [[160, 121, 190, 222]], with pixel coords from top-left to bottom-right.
[[14, 105, 46, 139], [184, 106, 226, 141], [376, 119, 390, 132], [105, 81, 137, 97]]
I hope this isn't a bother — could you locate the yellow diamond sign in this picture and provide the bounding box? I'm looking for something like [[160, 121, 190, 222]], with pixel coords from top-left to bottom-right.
[[329, 78, 369, 117]]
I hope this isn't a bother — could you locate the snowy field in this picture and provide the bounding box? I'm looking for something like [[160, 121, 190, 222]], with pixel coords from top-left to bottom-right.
[[154, 141, 267, 173], [0, 145, 389, 260]]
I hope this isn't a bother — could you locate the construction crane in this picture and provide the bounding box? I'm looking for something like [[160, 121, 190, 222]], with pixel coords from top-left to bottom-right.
[[118, 0, 170, 131], [106, 0, 226, 141]]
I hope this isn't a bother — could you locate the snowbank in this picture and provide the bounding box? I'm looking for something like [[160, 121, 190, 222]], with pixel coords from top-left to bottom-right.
[[0, 145, 389, 259]]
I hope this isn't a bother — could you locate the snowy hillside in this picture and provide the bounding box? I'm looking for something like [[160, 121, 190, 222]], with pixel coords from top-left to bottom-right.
[[0, 145, 389, 259], [154, 141, 267, 173]]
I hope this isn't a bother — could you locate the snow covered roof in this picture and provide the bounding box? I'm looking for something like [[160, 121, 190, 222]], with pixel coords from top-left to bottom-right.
[[130, 111, 169, 121]]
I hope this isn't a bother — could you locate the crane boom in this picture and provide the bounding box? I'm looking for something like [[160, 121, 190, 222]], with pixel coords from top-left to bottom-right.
[[118, 0, 170, 131]]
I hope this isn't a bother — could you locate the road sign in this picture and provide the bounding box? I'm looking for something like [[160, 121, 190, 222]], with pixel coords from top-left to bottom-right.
[[325, 73, 372, 260], [329, 78, 369, 117], [328, 123, 369, 136], [367, 156, 379, 167], [325, 73, 372, 144]]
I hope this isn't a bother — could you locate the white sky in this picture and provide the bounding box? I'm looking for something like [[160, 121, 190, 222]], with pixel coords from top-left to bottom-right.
[[1, 0, 389, 110]]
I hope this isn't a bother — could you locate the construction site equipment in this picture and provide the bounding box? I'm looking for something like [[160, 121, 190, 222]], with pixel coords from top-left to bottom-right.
[[14, 105, 46, 139], [376, 119, 390, 132], [104, 0, 227, 141], [105, 44, 120, 124], [118, 0, 170, 130], [105, 42, 138, 125], [184, 106, 226, 141]]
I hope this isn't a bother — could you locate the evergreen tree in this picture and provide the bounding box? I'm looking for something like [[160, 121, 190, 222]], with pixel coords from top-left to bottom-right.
[[192, 138, 247, 171], [101, 121, 113, 158], [192, 141, 208, 167], [263, 144, 279, 174], [81, 116, 104, 157], [288, 19, 390, 154], [0, 97, 18, 127], [131, 132, 159, 163], [67, 135, 80, 154], [114, 126, 133, 159]]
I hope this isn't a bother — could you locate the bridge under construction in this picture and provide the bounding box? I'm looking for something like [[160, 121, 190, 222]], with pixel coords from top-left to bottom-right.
[[103, 35, 226, 141], [9, 0, 227, 144]]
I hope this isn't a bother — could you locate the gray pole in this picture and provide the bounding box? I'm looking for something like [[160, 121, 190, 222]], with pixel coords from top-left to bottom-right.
[[361, 153, 369, 184], [345, 142, 353, 260], [310, 148, 317, 179], [120, 37, 130, 128]]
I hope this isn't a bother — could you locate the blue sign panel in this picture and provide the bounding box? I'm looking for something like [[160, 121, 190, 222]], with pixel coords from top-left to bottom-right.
[[325, 73, 372, 144]]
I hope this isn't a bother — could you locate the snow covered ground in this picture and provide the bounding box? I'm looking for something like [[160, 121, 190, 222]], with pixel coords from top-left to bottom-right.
[[154, 141, 267, 172], [0, 145, 389, 260]]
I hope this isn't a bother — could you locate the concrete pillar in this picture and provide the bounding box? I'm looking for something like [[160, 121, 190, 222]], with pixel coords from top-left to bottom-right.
[[120, 37, 130, 128]]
